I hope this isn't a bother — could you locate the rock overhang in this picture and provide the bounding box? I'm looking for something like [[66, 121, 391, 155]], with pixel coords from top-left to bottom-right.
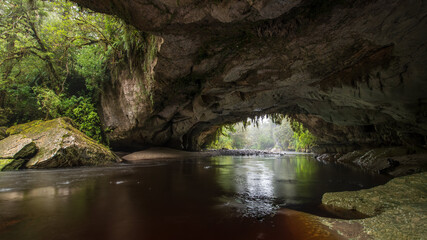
[[72, 0, 427, 151]]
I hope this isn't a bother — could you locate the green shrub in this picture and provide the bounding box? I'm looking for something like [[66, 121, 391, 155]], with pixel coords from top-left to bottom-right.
[[61, 96, 103, 143], [34, 87, 62, 119]]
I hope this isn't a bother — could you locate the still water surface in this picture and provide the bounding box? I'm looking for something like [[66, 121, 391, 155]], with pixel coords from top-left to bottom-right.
[[0, 155, 389, 240]]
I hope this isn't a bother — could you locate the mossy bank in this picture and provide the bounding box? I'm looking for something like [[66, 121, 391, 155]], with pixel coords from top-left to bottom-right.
[[318, 172, 427, 239]]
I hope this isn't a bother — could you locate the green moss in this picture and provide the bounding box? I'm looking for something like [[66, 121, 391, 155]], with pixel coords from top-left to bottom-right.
[[141, 34, 159, 107], [5, 118, 118, 169], [321, 172, 427, 239], [6, 118, 76, 137], [0, 159, 14, 170], [6, 120, 43, 135], [2, 159, 27, 171]]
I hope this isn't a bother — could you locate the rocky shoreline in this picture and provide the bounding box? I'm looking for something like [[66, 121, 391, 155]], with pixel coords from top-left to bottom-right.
[[120, 147, 310, 161], [271, 172, 427, 240], [316, 172, 427, 239], [315, 147, 427, 177], [203, 149, 308, 156]]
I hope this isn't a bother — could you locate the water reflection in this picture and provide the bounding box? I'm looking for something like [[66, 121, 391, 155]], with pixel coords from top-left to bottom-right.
[[0, 155, 390, 240], [211, 155, 387, 217], [213, 157, 278, 217]]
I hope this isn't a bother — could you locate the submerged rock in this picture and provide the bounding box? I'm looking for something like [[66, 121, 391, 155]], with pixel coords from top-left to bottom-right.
[[320, 172, 427, 239], [4, 118, 120, 169], [0, 134, 37, 159]]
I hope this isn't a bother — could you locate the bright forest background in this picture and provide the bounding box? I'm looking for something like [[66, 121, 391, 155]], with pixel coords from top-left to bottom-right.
[[207, 116, 317, 152]]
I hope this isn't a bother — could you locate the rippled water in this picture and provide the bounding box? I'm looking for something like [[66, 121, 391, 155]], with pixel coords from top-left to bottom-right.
[[0, 154, 389, 240]]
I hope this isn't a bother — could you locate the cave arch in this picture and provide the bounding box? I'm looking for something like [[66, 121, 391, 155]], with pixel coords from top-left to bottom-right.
[[73, 0, 427, 151]]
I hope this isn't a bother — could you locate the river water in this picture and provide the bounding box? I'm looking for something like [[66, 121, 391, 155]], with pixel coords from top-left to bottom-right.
[[0, 154, 389, 240]]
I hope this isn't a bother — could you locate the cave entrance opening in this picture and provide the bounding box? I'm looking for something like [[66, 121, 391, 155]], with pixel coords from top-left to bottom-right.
[[203, 114, 316, 152]]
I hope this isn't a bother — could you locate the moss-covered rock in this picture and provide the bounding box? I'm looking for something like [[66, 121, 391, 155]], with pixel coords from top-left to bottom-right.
[[0, 159, 14, 170], [0, 127, 8, 141], [6, 118, 120, 169], [1, 159, 27, 170], [0, 134, 37, 159], [320, 172, 427, 239]]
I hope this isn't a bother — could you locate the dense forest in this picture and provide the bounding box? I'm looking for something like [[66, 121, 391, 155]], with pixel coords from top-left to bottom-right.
[[207, 115, 316, 152], [0, 0, 150, 143], [0, 0, 316, 149]]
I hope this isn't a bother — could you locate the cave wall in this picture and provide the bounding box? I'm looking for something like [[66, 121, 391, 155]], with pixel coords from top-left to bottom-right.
[[73, 0, 427, 151]]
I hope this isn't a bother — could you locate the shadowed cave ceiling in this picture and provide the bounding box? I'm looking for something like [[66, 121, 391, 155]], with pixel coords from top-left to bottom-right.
[[72, 0, 427, 151]]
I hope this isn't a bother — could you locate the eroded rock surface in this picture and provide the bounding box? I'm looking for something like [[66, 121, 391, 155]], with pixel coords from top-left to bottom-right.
[[4, 118, 120, 169], [72, 0, 427, 152], [317, 146, 427, 176], [320, 172, 427, 239], [0, 134, 37, 160]]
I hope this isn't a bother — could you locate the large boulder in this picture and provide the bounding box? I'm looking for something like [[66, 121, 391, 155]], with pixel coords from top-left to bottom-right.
[[5, 118, 121, 169]]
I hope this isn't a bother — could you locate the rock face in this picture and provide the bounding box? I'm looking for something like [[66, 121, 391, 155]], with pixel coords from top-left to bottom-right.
[[0, 134, 37, 170], [2, 118, 120, 169], [320, 172, 427, 239], [0, 134, 37, 159], [316, 146, 427, 176], [72, 0, 427, 152]]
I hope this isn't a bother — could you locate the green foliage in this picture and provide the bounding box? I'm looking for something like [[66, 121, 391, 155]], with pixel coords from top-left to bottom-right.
[[34, 87, 62, 119], [31, 87, 103, 142], [0, 0, 152, 144], [61, 96, 103, 142], [290, 120, 316, 151], [273, 120, 295, 150], [207, 124, 236, 149], [0, 108, 10, 126], [206, 115, 317, 152], [75, 45, 108, 95]]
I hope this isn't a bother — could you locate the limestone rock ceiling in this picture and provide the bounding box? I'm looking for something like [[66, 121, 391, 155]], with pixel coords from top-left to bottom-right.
[[73, 0, 427, 151]]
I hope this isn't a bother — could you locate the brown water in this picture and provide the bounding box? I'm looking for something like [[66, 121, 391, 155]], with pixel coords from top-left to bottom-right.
[[0, 155, 389, 240]]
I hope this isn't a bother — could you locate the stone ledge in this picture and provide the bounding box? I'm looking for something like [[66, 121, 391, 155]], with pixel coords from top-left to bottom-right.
[[319, 172, 427, 239]]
